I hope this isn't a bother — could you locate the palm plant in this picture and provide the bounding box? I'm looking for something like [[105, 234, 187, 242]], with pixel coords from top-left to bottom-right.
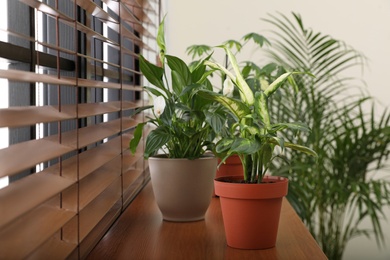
[[263, 12, 390, 260]]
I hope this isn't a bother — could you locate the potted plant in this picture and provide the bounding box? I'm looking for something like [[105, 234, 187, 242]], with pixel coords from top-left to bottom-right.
[[129, 19, 225, 222], [187, 34, 272, 190], [198, 45, 317, 249]]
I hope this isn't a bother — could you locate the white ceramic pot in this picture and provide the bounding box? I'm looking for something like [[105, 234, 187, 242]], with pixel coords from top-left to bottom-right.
[[148, 154, 217, 222]]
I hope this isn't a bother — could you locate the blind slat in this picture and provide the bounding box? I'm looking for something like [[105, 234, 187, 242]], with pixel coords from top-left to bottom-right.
[[0, 69, 139, 90], [0, 172, 74, 229], [0, 105, 76, 128], [120, 3, 154, 38], [123, 0, 158, 21], [27, 235, 77, 260], [80, 156, 121, 210], [123, 150, 144, 172], [13, 4, 120, 48], [20, 0, 73, 22], [79, 176, 122, 241], [0, 69, 76, 85], [75, 0, 151, 50], [87, 63, 140, 83], [78, 78, 121, 89], [75, 0, 118, 24], [78, 101, 120, 117], [29, 135, 129, 184], [122, 117, 141, 131], [78, 119, 121, 148], [78, 100, 141, 118], [0, 139, 75, 178], [0, 204, 76, 259], [122, 84, 143, 91], [78, 136, 123, 180]]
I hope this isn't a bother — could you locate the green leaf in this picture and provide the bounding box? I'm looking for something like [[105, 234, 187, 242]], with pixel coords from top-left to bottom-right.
[[216, 138, 234, 153], [243, 32, 271, 47], [223, 39, 242, 52], [221, 46, 255, 105], [157, 16, 166, 62], [254, 91, 271, 127], [260, 63, 279, 75], [191, 61, 206, 83], [139, 55, 165, 91], [263, 72, 293, 97], [171, 70, 187, 102], [195, 69, 215, 85], [241, 63, 253, 78], [205, 107, 227, 134], [159, 98, 174, 126], [230, 137, 262, 154], [261, 143, 273, 167], [192, 87, 213, 112], [191, 53, 214, 84], [144, 86, 165, 98], [281, 141, 318, 158], [129, 122, 147, 154], [197, 90, 250, 121], [144, 126, 171, 158], [186, 44, 213, 59], [166, 55, 191, 85], [166, 55, 192, 100], [270, 122, 311, 133], [242, 125, 261, 136], [130, 105, 153, 117], [205, 60, 236, 81], [271, 136, 285, 151]]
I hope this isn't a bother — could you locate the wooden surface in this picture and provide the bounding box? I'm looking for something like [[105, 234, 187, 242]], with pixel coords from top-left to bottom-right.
[[87, 182, 328, 260]]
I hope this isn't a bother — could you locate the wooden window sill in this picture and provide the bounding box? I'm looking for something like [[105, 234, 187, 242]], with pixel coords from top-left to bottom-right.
[[87, 181, 327, 259]]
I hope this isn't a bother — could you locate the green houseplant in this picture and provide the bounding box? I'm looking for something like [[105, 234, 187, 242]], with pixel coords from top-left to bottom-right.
[[129, 19, 225, 222], [188, 34, 272, 184], [261, 12, 390, 259], [197, 44, 317, 249]]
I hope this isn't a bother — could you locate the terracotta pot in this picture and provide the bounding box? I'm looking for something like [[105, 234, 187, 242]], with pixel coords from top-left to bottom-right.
[[214, 155, 243, 196], [214, 175, 288, 249], [216, 155, 244, 178], [148, 154, 217, 222]]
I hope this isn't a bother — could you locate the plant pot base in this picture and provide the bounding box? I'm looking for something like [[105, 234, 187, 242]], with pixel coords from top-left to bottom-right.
[[222, 197, 284, 249]]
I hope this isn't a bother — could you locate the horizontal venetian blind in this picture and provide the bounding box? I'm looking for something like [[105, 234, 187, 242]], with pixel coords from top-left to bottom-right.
[[0, 0, 159, 259]]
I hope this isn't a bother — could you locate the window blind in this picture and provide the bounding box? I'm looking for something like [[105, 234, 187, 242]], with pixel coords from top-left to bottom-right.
[[0, 0, 160, 258]]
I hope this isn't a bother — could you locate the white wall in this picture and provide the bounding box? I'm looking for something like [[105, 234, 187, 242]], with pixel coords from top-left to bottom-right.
[[164, 1, 390, 259]]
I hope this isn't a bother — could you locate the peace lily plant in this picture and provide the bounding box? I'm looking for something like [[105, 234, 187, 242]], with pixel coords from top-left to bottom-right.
[[199, 46, 318, 183], [130, 19, 224, 160]]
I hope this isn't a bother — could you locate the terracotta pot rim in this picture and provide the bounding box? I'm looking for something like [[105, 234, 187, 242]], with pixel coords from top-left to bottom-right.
[[215, 175, 287, 183], [214, 175, 288, 199]]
